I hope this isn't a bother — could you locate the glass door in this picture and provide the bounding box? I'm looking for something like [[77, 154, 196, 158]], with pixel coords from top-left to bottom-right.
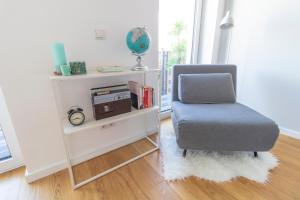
[[0, 88, 23, 173], [159, 0, 196, 112]]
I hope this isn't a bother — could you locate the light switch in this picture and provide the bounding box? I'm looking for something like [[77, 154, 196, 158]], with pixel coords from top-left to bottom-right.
[[95, 29, 106, 40]]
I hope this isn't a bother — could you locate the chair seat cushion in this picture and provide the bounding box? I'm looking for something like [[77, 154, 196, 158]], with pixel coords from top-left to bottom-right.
[[172, 101, 279, 151]]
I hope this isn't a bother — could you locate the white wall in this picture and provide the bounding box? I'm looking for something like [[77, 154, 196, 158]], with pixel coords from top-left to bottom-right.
[[0, 0, 158, 178], [229, 0, 300, 135]]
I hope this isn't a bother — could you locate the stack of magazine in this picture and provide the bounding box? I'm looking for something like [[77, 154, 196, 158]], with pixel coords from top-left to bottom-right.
[[128, 81, 155, 110]]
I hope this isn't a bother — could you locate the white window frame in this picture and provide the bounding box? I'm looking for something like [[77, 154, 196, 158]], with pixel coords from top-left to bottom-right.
[[0, 88, 23, 174]]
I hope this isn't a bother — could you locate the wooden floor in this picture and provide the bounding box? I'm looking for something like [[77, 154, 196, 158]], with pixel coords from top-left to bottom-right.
[[1, 119, 300, 200]]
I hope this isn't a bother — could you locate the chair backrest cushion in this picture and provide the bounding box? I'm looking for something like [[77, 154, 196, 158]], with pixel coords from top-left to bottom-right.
[[172, 65, 237, 101], [178, 73, 236, 104]]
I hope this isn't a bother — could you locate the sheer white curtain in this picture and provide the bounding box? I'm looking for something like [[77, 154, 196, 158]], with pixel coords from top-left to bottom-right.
[[191, 0, 232, 64]]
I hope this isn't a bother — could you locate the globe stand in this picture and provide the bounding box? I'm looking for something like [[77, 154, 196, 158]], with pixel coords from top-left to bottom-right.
[[131, 55, 148, 71]]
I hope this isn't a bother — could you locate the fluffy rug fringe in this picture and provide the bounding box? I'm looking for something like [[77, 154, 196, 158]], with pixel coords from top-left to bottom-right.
[[161, 136, 278, 183]]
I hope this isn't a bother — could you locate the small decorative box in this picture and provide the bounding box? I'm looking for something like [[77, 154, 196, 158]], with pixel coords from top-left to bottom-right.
[[70, 62, 87, 75], [60, 64, 71, 76]]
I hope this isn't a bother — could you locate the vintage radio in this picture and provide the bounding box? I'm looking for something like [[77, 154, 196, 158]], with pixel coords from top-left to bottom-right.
[[91, 85, 132, 120]]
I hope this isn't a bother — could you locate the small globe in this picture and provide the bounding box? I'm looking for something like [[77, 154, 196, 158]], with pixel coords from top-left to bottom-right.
[[126, 27, 151, 55]]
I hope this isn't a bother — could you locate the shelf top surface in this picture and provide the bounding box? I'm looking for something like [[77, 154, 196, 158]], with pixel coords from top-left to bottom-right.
[[63, 106, 159, 135], [50, 68, 160, 81]]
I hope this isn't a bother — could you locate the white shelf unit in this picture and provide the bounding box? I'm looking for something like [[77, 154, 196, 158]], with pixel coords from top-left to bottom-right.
[[50, 69, 161, 189]]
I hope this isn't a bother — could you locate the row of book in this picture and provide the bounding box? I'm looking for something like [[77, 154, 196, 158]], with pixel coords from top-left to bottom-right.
[[128, 81, 155, 110]]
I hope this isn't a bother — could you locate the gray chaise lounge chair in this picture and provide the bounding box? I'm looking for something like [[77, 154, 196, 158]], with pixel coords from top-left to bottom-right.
[[171, 65, 279, 157]]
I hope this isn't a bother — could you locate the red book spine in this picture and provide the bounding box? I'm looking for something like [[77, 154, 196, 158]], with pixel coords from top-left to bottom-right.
[[149, 88, 152, 107], [144, 87, 149, 108]]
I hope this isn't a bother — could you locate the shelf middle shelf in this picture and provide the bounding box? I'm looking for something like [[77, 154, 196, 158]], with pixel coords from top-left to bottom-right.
[[63, 106, 159, 135]]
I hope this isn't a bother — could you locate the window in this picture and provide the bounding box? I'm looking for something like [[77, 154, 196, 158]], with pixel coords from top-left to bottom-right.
[[0, 88, 23, 173], [159, 0, 196, 112], [0, 126, 11, 161]]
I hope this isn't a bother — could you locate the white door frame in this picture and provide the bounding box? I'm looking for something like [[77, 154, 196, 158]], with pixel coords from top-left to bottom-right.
[[0, 88, 23, 173]]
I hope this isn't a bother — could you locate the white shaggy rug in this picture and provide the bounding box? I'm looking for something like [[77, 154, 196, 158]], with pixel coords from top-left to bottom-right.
[[160, 135, 279, 183]]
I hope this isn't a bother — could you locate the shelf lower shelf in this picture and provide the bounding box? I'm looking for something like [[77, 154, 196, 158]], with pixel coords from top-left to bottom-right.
[[63, 106, 159, 135]]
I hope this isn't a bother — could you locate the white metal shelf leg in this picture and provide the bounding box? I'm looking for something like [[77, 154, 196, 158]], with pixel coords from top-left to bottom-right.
[[157, 71, 161, 148], [51, 80, 76, 189], [157, 110, 161, 148], [143, 71, 148, 137], [63, 135, 76, 189]]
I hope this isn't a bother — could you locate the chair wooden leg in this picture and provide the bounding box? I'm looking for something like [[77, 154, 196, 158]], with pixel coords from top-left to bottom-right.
[[254, 151, 258, 157], [183, 149, 187, 157]]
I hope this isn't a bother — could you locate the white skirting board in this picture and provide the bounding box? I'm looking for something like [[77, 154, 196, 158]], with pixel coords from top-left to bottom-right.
[[25, 159, 67, 183], [25, 128, 158, 183], [160, 110, 171, 120], [280, 126, 300, 140]]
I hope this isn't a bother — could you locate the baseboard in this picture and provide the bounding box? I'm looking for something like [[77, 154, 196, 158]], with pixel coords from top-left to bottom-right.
[[280, 126, 300, 140], [25, 128, 159, 183], [25, 159, 67, 183], [160, 110, 171, 120], [0, 163, 24, 175]]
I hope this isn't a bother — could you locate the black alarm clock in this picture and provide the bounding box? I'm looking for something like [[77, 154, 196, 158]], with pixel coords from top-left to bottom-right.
[[68, 107, 85, 126]]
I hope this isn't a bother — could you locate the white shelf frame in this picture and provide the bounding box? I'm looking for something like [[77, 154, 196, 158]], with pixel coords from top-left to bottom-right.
[[50, 69, 161, 189]]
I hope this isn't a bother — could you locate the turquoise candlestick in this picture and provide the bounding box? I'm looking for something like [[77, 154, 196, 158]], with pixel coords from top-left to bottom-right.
[[51, 43, 67, 74]]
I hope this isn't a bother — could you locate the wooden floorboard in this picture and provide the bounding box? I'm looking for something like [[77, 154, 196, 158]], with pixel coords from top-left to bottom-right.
[[0, 119, 300, 200]]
